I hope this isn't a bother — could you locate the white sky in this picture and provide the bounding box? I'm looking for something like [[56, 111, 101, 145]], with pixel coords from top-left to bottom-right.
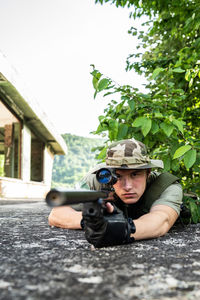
[[0, 0, 146, 137]]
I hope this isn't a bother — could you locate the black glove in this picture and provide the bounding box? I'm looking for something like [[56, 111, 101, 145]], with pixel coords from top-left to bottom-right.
[[82, 201, 136, 248]]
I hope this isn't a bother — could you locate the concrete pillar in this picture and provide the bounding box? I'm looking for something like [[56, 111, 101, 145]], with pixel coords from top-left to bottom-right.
[[43, 146, 54, 186], [21, 125, 31, 181]]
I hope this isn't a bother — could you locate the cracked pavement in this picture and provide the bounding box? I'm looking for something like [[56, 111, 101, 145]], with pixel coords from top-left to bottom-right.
[[0, 200, 200, 300]]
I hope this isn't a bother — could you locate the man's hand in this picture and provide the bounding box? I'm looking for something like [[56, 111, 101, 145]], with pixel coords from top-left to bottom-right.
[[82, 202, 135, 248]]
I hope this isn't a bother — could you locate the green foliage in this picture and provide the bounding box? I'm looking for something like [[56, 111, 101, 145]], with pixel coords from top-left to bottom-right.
[[91, 0, 200, 221], [52, 134, 104, 188], [182, 194, 200, 224]]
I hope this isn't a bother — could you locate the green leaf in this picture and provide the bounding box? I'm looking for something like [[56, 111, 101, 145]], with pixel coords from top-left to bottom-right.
[[152, 67, 164, 79], [185, 70, 191, 81], [116, 101, 125, 113], [108, 119, 118, 141], [189, 201, 200, 224], [97, 146, 107, 160], [172, 119, 184, 134], [128, 99, 135, 111], [173, 145, 192, 159], [132, 117, 146, 127], [172, 68, 185, 73], [189, 77, 194, 88], [98, 78, 110, 91], [160, 123, 174, 137], [184, 149, 197, 169], [141, 119, 152, 137], [171, 160, 180, 172], [98, 115, 105, 122], [92, 71, 102, 89], [117, 123, 129, 140], [118, 114, 127, 120], [154, 112, 163, 118], [151, 120, 159, 134], [163, 156, 171, 172], [132, 117, 152, 136], [95, 123, 107, 134]]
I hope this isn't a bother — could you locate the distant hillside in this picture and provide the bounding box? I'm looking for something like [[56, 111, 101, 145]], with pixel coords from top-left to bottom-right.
[[51, 133, 104, 188]]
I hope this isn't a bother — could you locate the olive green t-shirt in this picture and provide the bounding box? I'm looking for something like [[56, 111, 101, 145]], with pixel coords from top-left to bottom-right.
[[146, 171, 183, 215], [150, 183, 182, 215]]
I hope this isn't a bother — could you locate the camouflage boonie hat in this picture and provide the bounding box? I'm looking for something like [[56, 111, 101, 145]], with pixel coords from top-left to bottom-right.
[[105, 138, 163, 169]]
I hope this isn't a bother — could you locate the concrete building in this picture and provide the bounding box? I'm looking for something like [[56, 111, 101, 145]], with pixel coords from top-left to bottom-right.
[[0, 52, 67, 200]]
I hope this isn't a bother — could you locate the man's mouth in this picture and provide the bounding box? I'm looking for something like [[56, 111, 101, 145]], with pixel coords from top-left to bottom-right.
[[123, 193, 137, 198]]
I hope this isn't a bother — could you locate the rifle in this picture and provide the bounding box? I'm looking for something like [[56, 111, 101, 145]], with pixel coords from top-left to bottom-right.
[[45, 168, 117, 217]]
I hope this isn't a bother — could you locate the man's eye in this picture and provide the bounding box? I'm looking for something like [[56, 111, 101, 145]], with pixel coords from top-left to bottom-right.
[[116, 174, 121, 179], [131, 172, 139, 177]]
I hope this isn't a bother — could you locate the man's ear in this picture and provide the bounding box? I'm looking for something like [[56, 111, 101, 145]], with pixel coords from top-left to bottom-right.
[[147, 169, 151, 177]]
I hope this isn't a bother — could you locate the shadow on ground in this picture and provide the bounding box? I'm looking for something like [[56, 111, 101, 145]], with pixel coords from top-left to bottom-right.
[[0, 200, 200, 300]]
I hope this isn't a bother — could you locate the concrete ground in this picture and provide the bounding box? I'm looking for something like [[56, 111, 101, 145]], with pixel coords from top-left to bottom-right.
[[0, 200, 200, 300]]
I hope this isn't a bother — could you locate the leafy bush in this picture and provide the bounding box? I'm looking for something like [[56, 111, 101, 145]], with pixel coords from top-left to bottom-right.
[[91, 0, 200, 221]]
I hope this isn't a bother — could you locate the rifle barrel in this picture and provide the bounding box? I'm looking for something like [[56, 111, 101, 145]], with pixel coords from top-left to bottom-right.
[[45, 189, 109, 207]]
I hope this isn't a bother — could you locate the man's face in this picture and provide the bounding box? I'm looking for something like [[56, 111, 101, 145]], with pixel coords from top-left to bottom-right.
[[113, 169, 148, 204]]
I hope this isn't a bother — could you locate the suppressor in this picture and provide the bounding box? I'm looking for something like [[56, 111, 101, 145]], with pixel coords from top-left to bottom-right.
[[45, 188, 109, 207]]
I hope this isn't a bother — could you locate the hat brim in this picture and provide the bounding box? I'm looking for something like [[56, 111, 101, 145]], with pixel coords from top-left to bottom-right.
[[91, 159, 163, 173], [107, 159, 163, 170]]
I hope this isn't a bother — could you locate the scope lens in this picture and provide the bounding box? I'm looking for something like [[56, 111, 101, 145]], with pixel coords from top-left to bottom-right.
[[96, 168, 112, 184]]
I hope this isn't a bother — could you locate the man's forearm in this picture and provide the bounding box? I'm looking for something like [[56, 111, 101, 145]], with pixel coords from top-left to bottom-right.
[[132, 206, 178, 240], [48, 206, 82, 229]]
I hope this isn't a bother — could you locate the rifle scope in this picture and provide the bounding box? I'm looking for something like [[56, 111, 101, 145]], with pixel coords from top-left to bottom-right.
[[96, 168, 118, 185]]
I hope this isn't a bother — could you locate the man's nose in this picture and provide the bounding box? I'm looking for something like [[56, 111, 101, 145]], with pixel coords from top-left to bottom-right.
[[123, 177, 133, 190]]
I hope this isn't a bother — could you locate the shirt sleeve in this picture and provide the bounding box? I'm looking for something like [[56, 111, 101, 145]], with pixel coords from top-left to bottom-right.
[[151, 183, 183, 215]]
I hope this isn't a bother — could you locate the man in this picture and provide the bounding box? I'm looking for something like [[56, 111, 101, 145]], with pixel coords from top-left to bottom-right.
[[48, 138, 183, 247]]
